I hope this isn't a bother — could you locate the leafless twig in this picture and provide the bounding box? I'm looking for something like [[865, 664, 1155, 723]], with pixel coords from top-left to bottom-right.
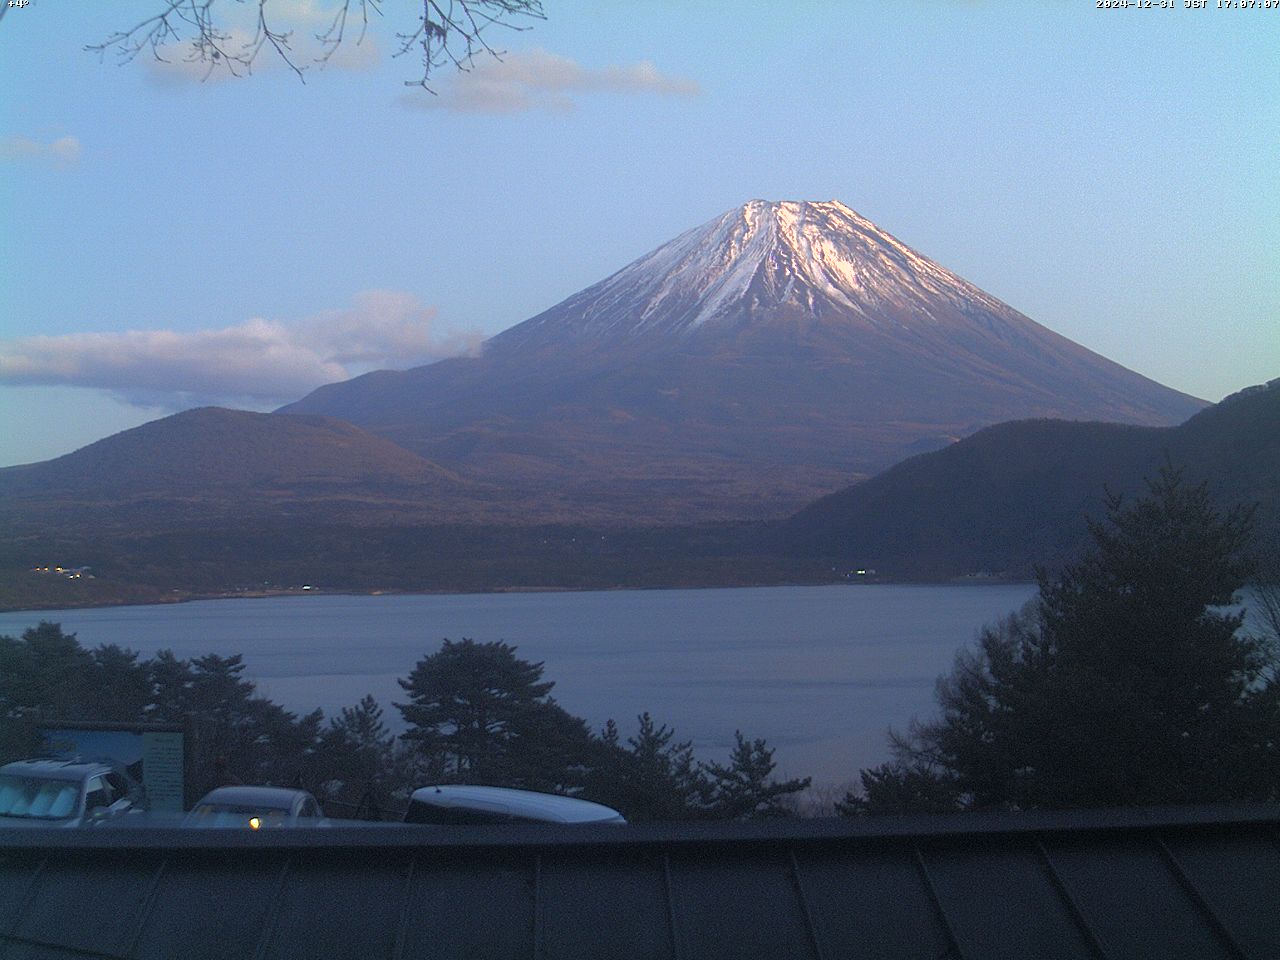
[[87, 0, 543, 86], [315, 0, 381, 70], [398, 0, 545, 91]]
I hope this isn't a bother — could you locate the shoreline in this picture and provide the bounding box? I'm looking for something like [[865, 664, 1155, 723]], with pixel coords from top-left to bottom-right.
[[0, 574, 1036, 616]]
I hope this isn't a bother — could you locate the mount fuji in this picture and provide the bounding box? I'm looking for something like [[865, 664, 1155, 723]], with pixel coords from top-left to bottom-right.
[[280, 200, 1205, 521]]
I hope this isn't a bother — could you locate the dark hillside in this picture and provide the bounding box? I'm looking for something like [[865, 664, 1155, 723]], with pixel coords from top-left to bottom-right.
[[780, 379, 1280, 578], [0, 407, 456, 493], [2, 386, 1272, 609], [0, 408, 476, 534], [1164, 381, 1280, 536]]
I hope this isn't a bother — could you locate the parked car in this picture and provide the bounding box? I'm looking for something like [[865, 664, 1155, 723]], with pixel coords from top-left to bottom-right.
[[0, 758, 146, 828], [183, 785, 327, 829], [404, 785, 627, 825]]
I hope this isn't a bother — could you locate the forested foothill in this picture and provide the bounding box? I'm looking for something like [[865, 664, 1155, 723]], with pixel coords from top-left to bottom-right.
[[783, 378, 1280, 578], [2, 380, 1275, 612], [3, 466, 1277, 818]]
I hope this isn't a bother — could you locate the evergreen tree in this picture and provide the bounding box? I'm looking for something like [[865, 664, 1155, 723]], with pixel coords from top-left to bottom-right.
[[703, 731, 811, 819], [331, 695, 394, 763], [148, 651, 322, 798], [315, 695, 399, 814], [498, 698, 594, 793], [851, 466, 1279, 812], [395, 638, 590, 788], [84, 645, 154, 722], [147, 649, 195, 723], [584, 713, 711, 821], [1251, 532, 1280, 646], [839, 760, 964, 816], [0, 623, 151, 761], [0, 622, 94, 726]]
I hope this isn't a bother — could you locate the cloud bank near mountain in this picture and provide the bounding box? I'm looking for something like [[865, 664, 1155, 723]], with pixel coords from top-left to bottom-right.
[[0, 290, 479, 409]]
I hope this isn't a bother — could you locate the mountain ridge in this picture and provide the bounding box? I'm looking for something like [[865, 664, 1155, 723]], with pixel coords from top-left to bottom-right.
[[0, 407, 454, 490], [0, 407, 486, 531], [489, 200, 1044, 350], [779, 378, 1280, 577], [3, 382, 1272, 611], [281, 199, 1204, 521]]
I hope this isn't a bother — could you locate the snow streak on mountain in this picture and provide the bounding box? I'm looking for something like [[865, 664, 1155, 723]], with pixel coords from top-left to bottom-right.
[[490, 200, 1042, 352]]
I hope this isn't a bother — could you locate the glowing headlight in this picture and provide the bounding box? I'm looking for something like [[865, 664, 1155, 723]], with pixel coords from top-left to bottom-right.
[[248, 816, 261, 830]]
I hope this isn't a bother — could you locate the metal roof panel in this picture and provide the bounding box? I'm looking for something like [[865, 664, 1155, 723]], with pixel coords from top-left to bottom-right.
[[793, 846, 955, 960], [0, 805, 1275, 960], [132, 857, 281, 960], [1043, 837, 1238, 960]]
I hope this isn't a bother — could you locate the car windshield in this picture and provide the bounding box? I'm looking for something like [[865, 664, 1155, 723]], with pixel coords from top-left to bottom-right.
[[187, 803, 290, 827], [0, 774, 81, 821]]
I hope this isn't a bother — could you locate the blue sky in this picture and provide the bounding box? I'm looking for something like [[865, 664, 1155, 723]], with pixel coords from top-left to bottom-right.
[[2, 0, 1276, 466]]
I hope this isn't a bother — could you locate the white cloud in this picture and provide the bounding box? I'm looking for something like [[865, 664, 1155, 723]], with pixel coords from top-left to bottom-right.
[[0, 135, 82, 168], [0, 291, 481, 409], [271, 0, 343, 26], [402, 49, 701, 114]]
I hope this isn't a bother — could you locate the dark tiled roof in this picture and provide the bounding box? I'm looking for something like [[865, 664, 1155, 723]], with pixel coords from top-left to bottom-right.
[[1, 804, 1277, 959]]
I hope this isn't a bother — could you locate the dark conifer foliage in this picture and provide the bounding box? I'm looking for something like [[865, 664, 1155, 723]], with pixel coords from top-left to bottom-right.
[[839, 760, 964, 816], [147, 651, 324, 802], [583, 714, 710, 821], [850, 466, 1280, 813], [395, 638, 593, 791], [582, 717, 812, 821], [0, 626, 805, 820], [312, 694, 399, 815], [702, 731, 811, 819], [0, 622, 95, 760]]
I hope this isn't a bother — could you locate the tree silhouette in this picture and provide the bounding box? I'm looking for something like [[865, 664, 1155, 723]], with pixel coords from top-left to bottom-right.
[[581, 714, 706, 821], [149, 651, 322, 799], [396, 638, 589, 788], [851, 465, 1280, 812], [703, 731, 810, 819], [313, 694, 397, 813]]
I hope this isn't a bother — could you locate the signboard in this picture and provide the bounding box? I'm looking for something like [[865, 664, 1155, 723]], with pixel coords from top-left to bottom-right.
[[39, 722, 186, 813]]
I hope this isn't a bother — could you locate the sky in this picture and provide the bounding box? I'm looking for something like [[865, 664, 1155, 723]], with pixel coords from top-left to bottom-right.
[[1, 0, 1276, 467]]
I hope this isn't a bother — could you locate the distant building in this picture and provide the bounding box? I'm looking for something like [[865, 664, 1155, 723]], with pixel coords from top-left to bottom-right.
[[30, 565, 94, 579]]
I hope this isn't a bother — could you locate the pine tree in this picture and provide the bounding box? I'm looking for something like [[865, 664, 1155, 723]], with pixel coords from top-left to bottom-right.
[[583, 714, 711, 821], [313, 695, 397, 812], [395, 638, 589, 788], [853, 465, 1280, 811], [703, 731, 810, 819]]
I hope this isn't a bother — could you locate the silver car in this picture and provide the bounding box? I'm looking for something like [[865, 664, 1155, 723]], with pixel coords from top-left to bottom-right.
[[183, 785, 327, 829], [0, 758, 145, 828]]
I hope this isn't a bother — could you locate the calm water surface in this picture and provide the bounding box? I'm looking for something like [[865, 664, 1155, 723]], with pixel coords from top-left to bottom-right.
[[0, 584, 1037, 785]]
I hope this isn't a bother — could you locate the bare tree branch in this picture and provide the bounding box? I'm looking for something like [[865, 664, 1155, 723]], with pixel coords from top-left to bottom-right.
[[86, 1, 255, 79], [398, 0, 545, 90], [86, 0, 544, 86], [316, 0, 381, 70], [251, 0, 305, 82]]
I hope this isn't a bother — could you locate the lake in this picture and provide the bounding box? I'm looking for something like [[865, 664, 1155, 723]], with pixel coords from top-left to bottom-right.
[[0, 584, 1039, 786]]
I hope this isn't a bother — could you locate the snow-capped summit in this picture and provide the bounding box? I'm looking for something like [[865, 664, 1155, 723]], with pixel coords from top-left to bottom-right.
[[488, 199, 1026, 352], [281, 200, 1206, 522]]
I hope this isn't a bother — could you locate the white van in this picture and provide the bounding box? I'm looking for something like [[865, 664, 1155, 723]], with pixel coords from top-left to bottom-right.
[[404, 785, 626, 825]]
